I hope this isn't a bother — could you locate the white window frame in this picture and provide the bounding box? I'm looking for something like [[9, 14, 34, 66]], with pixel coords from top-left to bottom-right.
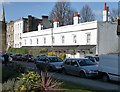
[[86, 33, 91, 45], [37, 38, 39, 44], [73, 34, 77, 43], [44, 37, 46, 44], [30, 39, 32, 45], [52, 36, 55, 44], [61, 35, 65, 44], [24, 39, 26, 45]]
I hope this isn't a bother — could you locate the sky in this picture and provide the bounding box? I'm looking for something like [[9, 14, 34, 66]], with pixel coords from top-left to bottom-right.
[[0, 1, 119, 22]]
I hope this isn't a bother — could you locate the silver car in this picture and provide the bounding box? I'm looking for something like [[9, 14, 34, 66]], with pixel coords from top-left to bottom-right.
[[62, 58, 98, 78], [35, 56, 63, 72]]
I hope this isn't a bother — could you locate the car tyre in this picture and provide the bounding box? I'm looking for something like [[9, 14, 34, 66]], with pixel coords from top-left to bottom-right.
[[48, 66, 54, 72], [80, 71, 86, 78], [62, 68, 67, 74], [102, 74, 109, 82]]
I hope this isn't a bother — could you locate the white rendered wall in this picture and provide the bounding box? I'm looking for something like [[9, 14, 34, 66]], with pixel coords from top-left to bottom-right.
[[14, 19, 23, 48], [98, 22, 118, 54], [22, 21, 98, 47]]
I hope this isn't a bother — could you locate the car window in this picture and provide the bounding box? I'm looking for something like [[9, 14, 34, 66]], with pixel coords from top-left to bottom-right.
[[79, 59, 96, 66], [71, 60, 78, 67], [48, 57, 62, 62], [79, 60, 86, 66], [64, 59, 71, 65]]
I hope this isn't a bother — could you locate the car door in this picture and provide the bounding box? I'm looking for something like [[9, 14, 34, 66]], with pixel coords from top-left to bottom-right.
[[63, 59, 72, 74], [70, 59, 80, 75]]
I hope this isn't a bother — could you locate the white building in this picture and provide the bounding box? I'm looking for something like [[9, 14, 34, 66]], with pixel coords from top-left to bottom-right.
[[21, 3, 119, 57], [14, 18, 25, 48]]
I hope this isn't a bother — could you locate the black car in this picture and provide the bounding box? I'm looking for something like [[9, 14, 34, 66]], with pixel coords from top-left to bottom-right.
[[12, 54, 23, 61], [22, 54, 34, 62]]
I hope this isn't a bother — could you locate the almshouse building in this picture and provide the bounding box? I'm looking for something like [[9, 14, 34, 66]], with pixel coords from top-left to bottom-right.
[[21, 3, 119, 57]]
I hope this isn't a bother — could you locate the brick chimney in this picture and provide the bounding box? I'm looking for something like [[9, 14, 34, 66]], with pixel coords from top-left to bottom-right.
[[103, 2, 110, 22], [28, 15, 33, 32]]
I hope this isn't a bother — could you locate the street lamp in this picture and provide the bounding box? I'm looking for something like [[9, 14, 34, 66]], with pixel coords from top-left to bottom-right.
[[50, 21, 53, 55]]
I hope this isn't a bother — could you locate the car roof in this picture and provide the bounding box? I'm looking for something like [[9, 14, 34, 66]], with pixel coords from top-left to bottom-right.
[[65, 58, 88, 60]]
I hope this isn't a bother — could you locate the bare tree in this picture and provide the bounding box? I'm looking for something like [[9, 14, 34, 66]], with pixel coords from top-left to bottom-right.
[[80, 5, 95, 23], [49, 2, 75, 26]]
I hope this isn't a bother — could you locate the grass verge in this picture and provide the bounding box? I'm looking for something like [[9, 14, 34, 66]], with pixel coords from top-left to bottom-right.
[[61, 81, 98, 92]]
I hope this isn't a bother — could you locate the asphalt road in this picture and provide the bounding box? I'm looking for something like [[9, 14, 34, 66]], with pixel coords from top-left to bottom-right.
[[15, 61, 120, 91]]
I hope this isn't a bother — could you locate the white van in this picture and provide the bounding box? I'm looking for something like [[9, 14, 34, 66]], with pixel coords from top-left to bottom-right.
[[98, 54, 120, 82]]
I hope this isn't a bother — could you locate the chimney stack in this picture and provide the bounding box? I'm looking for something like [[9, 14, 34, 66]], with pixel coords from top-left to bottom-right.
[[73, 12, 80, 25], [103, 2, 111, 22], [53, 18, 59, 28], [104, 2, 107, 10], [28, 15, 33, 31], [38, 23, 43, 31]]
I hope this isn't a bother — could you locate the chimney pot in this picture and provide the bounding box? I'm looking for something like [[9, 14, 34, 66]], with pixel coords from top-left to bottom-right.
[[104, 2, 107, 10], [74, 12, 79, 17], [53, 18, 59, 22]]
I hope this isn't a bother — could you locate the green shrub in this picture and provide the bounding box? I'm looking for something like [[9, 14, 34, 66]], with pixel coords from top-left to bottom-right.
[[2, 62, 26, 83], [28, 48, 48, 55], [36, 71, 62, 91], [7, 48, 28, 54], [14, 71, 41, 91], [58, 53, 66, 60], [48, 52, 56, 56]]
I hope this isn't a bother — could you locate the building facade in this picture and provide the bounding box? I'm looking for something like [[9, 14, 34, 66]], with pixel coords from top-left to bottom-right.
[[13, 15, 51, 48], [7, 21, 14, 49], [21, 3, 119, 57], [14, 18, 25, 48]]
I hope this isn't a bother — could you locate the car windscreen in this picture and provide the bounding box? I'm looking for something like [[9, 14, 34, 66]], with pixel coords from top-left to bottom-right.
[[36, 56, 47, 61], [48, 57, 63, 62], [79, 59, 96, 66]]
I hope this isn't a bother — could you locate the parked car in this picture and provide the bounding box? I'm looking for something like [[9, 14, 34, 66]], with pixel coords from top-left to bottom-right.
[[34, 54, 47, 63], [12, 54, 23, 61], [98, 54, 120, 82], [62, 58, 98, 78], [22, 54, 34, 62], [35, 56, 63, 72], [85, 56, 99, 64]]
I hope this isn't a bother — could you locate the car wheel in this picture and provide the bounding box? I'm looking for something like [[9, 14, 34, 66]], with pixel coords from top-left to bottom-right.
[[62, 68, 67, 74], [80, 71, 86, 78], [48, 66, 53, 72], [102, 74, 109, 82]]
